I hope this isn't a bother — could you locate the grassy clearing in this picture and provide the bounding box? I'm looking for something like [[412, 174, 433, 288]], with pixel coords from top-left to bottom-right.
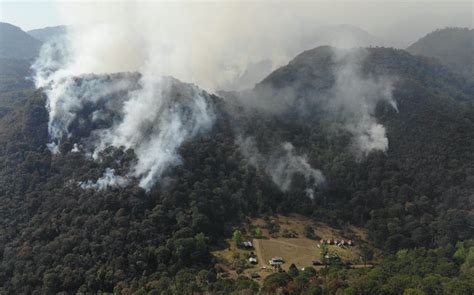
[[211, 214, 373, 282]]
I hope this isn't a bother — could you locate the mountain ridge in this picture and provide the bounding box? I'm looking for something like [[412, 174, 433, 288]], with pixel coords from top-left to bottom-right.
[[0, 22, 42, 60], [0, 39, 473, 293], [407, 27, 474, 79], [27, 25, 67, 42]]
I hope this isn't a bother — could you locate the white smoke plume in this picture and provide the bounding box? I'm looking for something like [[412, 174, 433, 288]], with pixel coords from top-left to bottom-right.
[[79, 168, 129, 190], [46, 1, 389, 92], [230, 47, 397, 158], [93, 76, 215, 191], [32, 2, 396, 191], [237, 136, 325, 198], [33, 18, 215, 191], [325, 48, 397, 157]]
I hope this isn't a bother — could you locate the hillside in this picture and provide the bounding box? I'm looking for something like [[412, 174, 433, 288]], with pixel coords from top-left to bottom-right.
[[228, 45, 474, 239], [407, 27, 474, 79], [27, 25, 67, 42], [223, 24, 386, 91], [0, 47, 473, 293], [0, 58, 35, 118], [0, 22, 42, 60]]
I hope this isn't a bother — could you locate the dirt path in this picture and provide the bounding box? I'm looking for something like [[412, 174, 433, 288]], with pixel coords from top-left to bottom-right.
[[253, 238, 265, 267]]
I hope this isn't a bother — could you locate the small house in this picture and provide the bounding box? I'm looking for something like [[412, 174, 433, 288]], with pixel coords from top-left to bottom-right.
[[269, 257, 285, 265], [312, 260, 323, 266], [243, 241, 253, 248]]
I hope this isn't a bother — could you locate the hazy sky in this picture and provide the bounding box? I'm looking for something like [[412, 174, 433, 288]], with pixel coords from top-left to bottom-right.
[[1, 0, 472, 47]]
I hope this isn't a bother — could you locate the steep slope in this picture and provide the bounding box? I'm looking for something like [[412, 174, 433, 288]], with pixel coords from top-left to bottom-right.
[[0, 58, 35, 118], [0, 75, 282, 293], [407, 27, 474, 79], [0, 47, 473, 293], [0, 58, 33, 91], [27, 25, 67, 42], [0, 22, 42, 60], [0, 23, 43, 116], [228, 46, 474, 249]]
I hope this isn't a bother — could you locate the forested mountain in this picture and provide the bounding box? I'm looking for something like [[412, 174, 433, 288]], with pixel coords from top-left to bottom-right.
[[407, 27, 474, 80], [0, 58, 35, 118], [0, 45, 473, 294], [0, 22, 42, 60], [227, 46, 474, 249], [27, 25, 67, 42], [0, 22, 40, 118]]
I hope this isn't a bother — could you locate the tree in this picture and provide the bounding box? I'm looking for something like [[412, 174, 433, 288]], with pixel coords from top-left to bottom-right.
[[403, 288, 425, 295], [288, 263, 299, 277], [320, 244, 329, 265], [421, 274, 442, 295], [465, 246, 474, 267], [233, 230, 242, 246], [42, 273, 60, 293], [263, 272, 292, 293], [304, 225, 314, 239], [360, 246, 374, 265], [254, 227, 262, 238]]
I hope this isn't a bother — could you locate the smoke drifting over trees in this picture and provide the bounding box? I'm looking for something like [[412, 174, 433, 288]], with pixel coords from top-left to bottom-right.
[[31, 1, 402, 192], [31, 1, 470, 193], [237, 136, 325, 197], [325, 49, 397, 157], [1, 1, 474, 294]]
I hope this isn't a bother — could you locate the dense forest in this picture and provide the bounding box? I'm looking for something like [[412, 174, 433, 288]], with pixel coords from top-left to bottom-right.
[[0, 44, 473, 294], [407, 27, 474, 80]]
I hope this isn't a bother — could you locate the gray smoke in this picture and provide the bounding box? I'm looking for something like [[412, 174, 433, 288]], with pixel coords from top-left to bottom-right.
[[325, 48, 397, 157], [31, 2, 398, 192], [230, 47, 397, 158], [93, 76, 215, 191], [42, 2, 395, 93], [79, 168, 129, 190], [237, 136, 325, 198], [33, 35, 215, 191]]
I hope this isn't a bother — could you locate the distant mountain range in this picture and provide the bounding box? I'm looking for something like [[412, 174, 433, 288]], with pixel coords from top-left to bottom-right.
[[407, 27, 474, 79], [0, 22, 42, 60], [7, 22, 472, 91], [224, 24, 388, 91], [27, 25, 67, 42]]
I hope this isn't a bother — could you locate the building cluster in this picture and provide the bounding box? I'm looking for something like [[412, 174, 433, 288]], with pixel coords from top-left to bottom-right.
[[319, 239, 353, 246]]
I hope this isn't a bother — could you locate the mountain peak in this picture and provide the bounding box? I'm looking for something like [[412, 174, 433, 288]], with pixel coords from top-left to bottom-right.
[[0, 22, 42, 60], [407, 27, 474, 79]]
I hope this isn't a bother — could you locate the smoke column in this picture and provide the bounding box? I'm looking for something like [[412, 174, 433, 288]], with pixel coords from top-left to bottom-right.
[[326, 48, 397, 157], [33, 5, 217, 191], [32, 2, 395, 191], [237, 136, 325, 198]]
